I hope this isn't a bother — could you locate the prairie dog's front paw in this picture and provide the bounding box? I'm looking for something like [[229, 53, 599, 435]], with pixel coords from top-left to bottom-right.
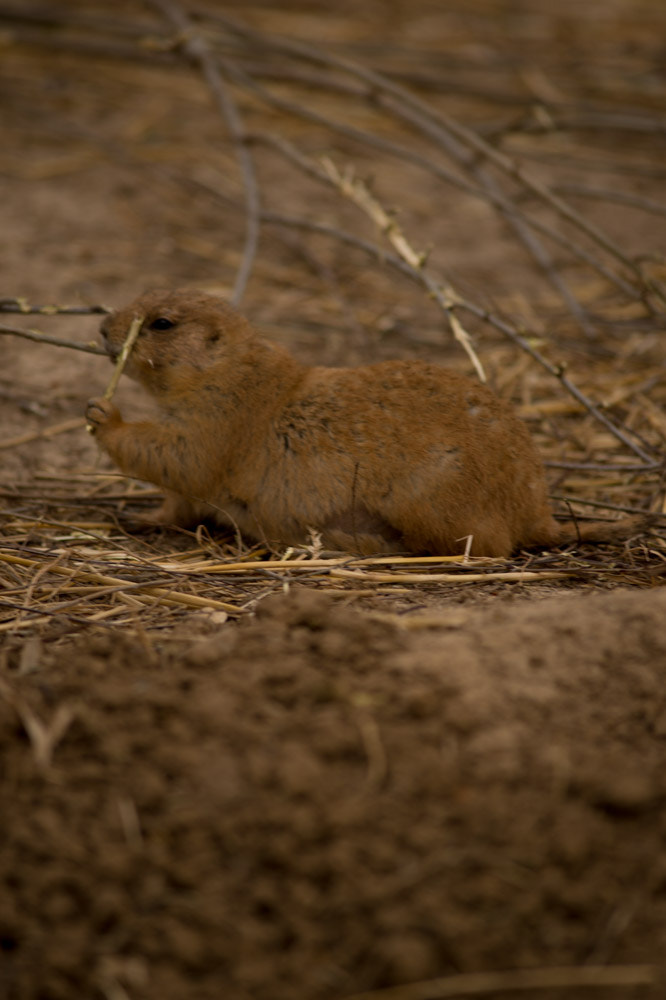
[[86, 397, 121, 434]]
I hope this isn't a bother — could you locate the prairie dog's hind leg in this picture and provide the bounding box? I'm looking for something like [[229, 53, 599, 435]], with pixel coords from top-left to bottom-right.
[[321, 507, 407, 556], [133, 491, 206, 529]]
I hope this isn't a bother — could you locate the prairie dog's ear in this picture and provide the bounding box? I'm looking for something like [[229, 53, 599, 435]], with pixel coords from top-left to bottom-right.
[[207, 327, 221, 344]]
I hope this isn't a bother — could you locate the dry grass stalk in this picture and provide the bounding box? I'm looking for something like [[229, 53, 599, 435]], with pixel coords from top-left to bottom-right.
[[4, 4, 665, 466], [331, 568, 573, 585], [343, 963, 656, 1000], [15, 702, 76, 769], [320, 156, 486, 382], [0, 322, 106, 356], [0, 298, 109, 315], [0, 680, 75, 768], [0, 551, 241, 621], [2, 522, 663, 636], [1, 417, 86, 451], [0, 536, 666, 633], [1, 3, 666, 631], [270, 144, 656, 462], [207, 12, 664, 304], [99, 313, 144, 402]]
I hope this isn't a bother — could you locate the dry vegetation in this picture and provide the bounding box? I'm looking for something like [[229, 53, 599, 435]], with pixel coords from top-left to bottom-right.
[[1, 0, 665, 633], [1, 4, 666, 999]]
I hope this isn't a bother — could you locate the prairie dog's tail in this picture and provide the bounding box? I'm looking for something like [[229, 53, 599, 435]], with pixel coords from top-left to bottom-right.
[[550, 513, 655, 549]]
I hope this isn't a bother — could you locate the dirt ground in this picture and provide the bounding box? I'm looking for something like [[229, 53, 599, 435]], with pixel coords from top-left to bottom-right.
[[1, 2, 666, 999]]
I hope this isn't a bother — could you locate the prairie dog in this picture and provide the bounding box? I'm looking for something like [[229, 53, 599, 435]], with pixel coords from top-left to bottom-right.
[[86, 289, 647, 556]]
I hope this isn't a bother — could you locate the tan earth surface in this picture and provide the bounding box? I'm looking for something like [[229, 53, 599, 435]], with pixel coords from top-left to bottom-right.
[[1, 2, 666, 999]]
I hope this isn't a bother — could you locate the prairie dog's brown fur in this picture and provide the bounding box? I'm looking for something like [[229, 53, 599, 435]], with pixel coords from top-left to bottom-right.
[[86, 289, 648, 556]]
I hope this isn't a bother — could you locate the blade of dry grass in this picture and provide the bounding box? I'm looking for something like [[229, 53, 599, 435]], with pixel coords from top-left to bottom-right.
[[342, 963, 656, 1000], [1, 417, 86, 451], [331, 568, 574, 584], [0, 551, 243, 616], [0, 298, 110, 315], [99, 313, 143, 401]]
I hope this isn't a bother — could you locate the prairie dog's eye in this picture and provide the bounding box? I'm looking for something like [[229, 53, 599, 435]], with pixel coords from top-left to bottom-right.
[[150, 317, 175, 331]]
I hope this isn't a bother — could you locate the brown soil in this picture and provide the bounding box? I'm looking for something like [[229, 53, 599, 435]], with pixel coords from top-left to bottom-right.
[[3, 588, 666, 1000], [2, 2, 666, 999]]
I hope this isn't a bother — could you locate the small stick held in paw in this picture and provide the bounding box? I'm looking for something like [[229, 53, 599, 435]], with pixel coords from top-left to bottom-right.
[[86, 314, 144, 434]]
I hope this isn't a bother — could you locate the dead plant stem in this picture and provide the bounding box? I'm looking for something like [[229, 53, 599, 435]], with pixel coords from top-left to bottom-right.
[[147, 0, 260, 304], [0, 324, 106, 356]]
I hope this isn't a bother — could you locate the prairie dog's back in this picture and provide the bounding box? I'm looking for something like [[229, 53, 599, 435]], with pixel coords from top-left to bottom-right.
[[267, 359, 553, 555]]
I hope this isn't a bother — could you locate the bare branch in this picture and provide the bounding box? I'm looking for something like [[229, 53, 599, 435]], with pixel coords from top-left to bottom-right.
[[206, 14, 656, 291], [342, 964, 656, 1000], [0, 299, 110, 315], [255, 136, 659, 463], [0, 324, 106, 356], [146, 0, 260, 306]]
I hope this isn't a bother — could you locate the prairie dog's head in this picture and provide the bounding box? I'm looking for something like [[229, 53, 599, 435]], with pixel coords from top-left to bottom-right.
[[99, 288, 253, 393]]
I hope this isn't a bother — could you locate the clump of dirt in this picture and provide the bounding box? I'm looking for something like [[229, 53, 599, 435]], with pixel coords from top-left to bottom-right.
[[2, 588, 666, 1000]]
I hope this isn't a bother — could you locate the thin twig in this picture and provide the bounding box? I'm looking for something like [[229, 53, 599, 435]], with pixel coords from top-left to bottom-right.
[[551, 495, 666, 518], [101, 314, 144, 402], [147, 0, 260, 305], [331, 568, 574, 584], [342, 963, 656, 1000], [320, 157, 486, 381], [545, 460, 660, 472], [306, 152, 656, 462], [0, 298, 110, 315], [206, 13, 658, 304], [85, 313, 143, 434], [549, 185, 666, 218], [234, 69, 639, 302], [234, 65, 595, 332], [0, 324, 106, 356], [1, 418, 86, 451], [0, 687, 76, 769], [246, 130, 659, 463]]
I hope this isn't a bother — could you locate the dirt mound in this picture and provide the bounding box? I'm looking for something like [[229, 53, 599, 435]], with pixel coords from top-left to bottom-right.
[[2, 587, 666, 999]]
